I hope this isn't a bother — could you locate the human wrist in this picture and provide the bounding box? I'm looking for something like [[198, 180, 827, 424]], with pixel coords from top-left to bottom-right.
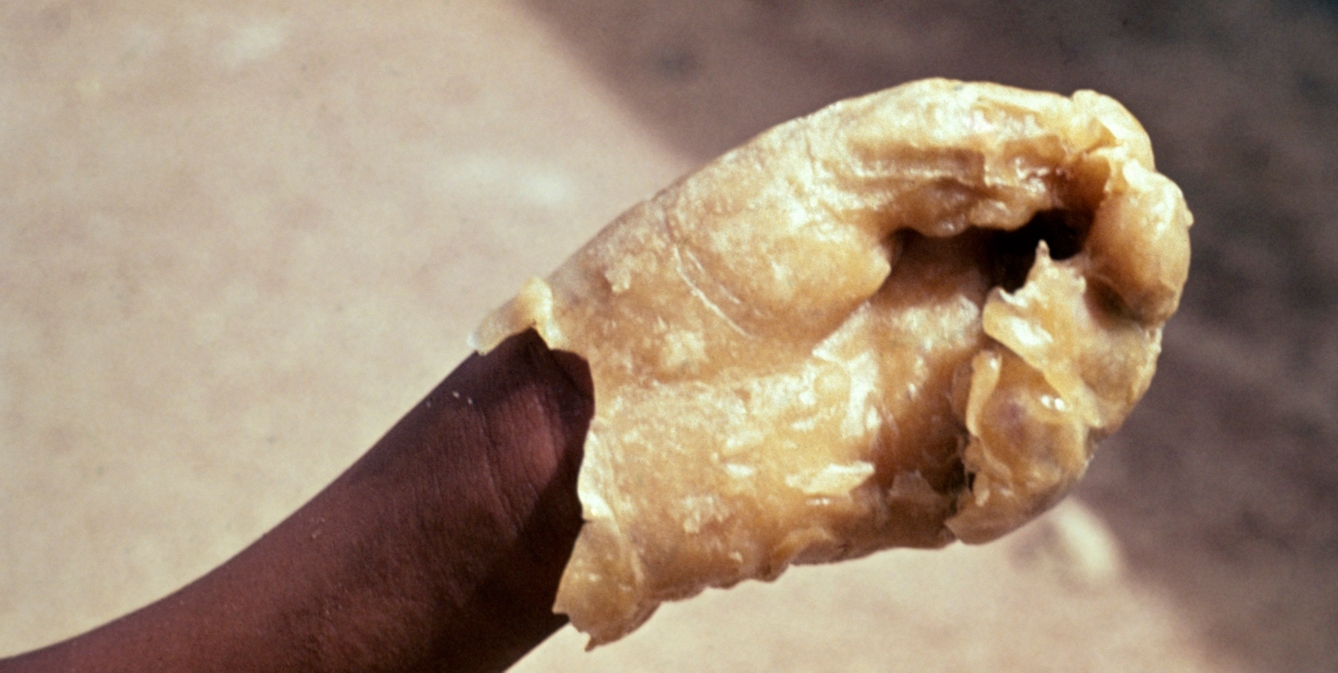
[[408, 330, 590, 670]]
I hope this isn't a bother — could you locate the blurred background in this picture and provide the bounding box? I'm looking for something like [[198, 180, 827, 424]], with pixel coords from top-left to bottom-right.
[[2, 1, 1336, 671]]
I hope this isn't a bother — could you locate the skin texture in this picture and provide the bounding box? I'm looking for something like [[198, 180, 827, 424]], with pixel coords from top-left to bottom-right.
[[0, 330, 593, 673]]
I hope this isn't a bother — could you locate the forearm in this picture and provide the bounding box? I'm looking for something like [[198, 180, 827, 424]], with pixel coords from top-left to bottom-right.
[[1, 331, 591, 673]]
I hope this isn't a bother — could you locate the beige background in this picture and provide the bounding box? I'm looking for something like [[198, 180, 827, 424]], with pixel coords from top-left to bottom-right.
[[3, 1, 1336, 671]]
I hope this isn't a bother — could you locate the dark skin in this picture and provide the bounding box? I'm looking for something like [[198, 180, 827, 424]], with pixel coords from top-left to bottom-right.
[[0, 330, 594, 673]]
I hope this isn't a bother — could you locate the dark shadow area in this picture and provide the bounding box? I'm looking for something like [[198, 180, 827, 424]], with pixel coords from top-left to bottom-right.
[[986, 208, 1093, 292], [521, 1, 1338, 670]]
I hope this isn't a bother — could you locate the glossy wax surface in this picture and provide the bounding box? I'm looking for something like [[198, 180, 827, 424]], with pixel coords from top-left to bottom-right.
[[475, 79, 1191, 646]]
